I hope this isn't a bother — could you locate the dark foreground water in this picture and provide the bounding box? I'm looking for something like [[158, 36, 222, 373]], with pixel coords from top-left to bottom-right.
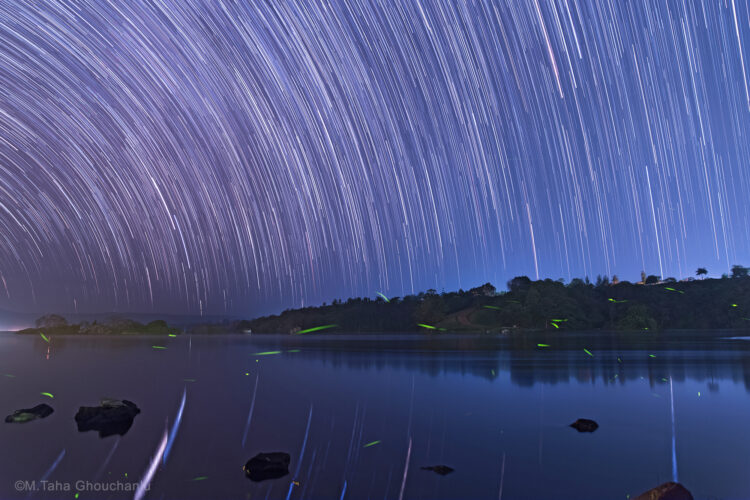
[[1, 331, 750, 500]]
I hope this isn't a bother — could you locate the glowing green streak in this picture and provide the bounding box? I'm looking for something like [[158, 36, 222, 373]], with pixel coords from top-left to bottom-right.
[[649, 354, 656, 358], [152, 346, 167, 350], [608, 298, 627, 303], [40, 332, 50, 343], [253, 351, 282, 356], [550, 322, 559, 329], [168, 334, 177, 337], [40, 392, 54, 398], [376, 292, 390, 303], [192, 476, 208, 481], [732, 304, 738, 307], [550, 319, 567, 322], [417, 324, 437, 330], [363, 440, 381, 448], [583, 349, 593, 357], [296, 324, 338, 334], [537, 344, 550, 347], [482, 305, 500, 310], [287, 349, 301, 353]]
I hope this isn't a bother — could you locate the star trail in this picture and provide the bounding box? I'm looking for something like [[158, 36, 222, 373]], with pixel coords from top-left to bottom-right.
[[1, 0, 749, 316]]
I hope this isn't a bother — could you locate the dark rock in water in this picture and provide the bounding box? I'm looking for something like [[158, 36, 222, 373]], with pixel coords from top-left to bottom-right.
[[421, 465, 454, 476], [5, 404, 54, 423], [570, 418, 599, 432], [75, 399, 140, 437], [633, 481, 694, 500], [243, 452, 291, 482]]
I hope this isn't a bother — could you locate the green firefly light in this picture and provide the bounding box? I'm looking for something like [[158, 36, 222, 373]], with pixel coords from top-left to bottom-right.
[[296, 324, 338, 335]]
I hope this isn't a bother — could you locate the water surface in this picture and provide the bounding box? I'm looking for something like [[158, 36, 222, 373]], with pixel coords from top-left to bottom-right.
[[1, 331, 749, 499]]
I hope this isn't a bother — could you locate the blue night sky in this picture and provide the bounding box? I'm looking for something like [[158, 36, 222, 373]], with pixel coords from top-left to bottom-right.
[[1, 0, 749, 316]]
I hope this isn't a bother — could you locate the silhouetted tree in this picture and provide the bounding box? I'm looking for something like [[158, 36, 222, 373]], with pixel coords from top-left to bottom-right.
[[469, 283, 497, 296], [35, 314, 67, 328], [731, 265, 749, 278], [696, 268, 708, 279], [645, 275, 660, 285], [507, 276, 531, 293]]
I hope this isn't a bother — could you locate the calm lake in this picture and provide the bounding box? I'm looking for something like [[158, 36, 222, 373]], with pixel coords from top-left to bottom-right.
[[1, 331, 749, 500]]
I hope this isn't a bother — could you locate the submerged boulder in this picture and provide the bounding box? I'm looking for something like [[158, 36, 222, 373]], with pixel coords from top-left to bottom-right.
[[421, 465, 454, 476], [243, 452, 290, 482], [5, 404, 54, 423], [75, 399, 140, 437], [634, 481, 693, 500], [570, 418, 599, 432]]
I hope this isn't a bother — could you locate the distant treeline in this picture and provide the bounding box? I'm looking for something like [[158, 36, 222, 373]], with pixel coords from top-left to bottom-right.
[[17, 314, 178, 336], [19, 267, 750, 335], [244, 268, 750, 333]]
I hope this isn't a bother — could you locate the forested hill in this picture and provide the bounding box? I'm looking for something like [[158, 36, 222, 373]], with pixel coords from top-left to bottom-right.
[[244, 272, 750, 334]]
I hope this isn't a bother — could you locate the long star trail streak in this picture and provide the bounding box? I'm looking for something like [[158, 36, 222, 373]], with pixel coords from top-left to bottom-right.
[[670, 376, 678, 483], [38, 449, 65, 485], [0, 1, 749, 318], [94, 438, 120, 482], [241, 373, 259, 448], [134, 429, 168, 500], [286, 404, 313, 500], [163, 388, 186, 465]]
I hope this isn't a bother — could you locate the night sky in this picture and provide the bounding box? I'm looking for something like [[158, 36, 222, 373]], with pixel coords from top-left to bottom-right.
[[1, 1, 749, 316]]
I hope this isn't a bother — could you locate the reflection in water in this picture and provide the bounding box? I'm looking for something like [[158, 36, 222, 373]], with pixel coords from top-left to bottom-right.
[[94, 438, 119, 481], [134, 429, 168, 500], [26, 331, 750, 393], [247, 333, 750, 394], [241, 374, 259, 448], [285, 405, 313, 500], [669, 377, 678, 483], [39, 449, 65, 483], [397, 437, 411, 500], [164, 388, 186, 465], [2, 332, 750, 499]]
